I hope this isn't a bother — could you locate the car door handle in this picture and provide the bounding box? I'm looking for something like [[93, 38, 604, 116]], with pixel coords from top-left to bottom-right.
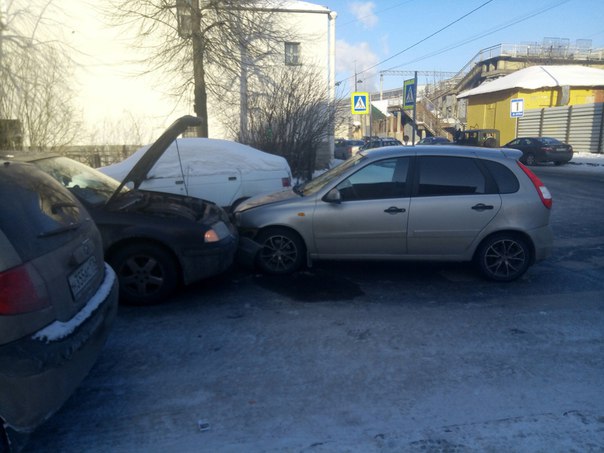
[[471, 203, 494, 211], [384, 206, 406, 214]]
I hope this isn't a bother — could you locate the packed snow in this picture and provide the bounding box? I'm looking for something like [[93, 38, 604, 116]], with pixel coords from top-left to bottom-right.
[[32, 264, 116, 343], [100, 138, 290, 181]]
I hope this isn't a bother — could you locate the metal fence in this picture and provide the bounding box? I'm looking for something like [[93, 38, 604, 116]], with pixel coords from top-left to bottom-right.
[[518, 103, 604, 153]]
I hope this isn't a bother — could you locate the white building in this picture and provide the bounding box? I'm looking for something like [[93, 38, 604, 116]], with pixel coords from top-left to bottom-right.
[[208, 0, 337, 166]]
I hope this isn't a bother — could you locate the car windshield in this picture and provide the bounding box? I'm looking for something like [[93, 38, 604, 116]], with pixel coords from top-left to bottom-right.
[[296, 153, 366, 196], [34, 156, 128, 206]]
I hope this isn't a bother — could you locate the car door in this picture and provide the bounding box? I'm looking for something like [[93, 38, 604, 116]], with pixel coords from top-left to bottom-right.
[[184, 166, 243, 206], [312, 157, 411, 258], [407, 156, 501, 256]]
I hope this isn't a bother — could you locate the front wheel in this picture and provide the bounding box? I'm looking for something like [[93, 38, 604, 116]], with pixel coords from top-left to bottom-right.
[[108, 243, 179, 305], [476, 234, 531, 282], [255, 228, 305, 274]]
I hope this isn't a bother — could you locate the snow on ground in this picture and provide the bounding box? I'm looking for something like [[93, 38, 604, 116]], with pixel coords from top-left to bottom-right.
[[564, 151, 604, 173]]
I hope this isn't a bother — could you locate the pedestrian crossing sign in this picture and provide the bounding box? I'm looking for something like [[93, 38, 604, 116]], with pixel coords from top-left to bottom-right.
[[351, 92, 370, 115], [403, 78, 416, 111]]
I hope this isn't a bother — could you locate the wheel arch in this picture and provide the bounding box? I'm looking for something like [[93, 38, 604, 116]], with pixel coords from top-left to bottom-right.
[[254, 225, 310, 271], [105, 237, 184, 284], [473, 229, 536, 265]]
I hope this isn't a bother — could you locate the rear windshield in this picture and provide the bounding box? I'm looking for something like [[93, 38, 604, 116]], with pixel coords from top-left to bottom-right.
[[0, 162, 86, 261]]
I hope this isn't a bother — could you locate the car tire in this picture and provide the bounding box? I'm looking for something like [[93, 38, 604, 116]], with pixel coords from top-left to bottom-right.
[[255, 227, 305, 274], [524, 153, 537, 166], [108, 243, 179, 305], [554, 161, 566, 166], [476, 233, 531, 282]]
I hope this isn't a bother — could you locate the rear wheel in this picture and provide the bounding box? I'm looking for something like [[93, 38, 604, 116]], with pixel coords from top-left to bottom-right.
[[476, 234, 531, 282], [524, 153, 536, 166], [109, 243, 179, 305], [255, 228, 305, 274]]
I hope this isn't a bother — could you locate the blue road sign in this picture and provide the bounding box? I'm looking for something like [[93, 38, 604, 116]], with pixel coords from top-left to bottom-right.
[[511, 98, 524, 118], [403, 79, 416, 111], [351, 92, 370, 114]]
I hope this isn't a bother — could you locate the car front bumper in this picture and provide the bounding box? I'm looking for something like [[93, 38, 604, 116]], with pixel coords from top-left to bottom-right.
[[0, 264, 119, 437], [179, 234, 238, 284]]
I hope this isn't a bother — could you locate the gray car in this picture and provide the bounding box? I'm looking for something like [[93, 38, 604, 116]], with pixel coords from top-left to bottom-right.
[[1, 160, 118, 451], [233, 146, 554, 281]]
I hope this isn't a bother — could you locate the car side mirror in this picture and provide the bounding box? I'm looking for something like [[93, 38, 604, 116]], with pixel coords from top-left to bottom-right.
[[324, 188, 341, 204]]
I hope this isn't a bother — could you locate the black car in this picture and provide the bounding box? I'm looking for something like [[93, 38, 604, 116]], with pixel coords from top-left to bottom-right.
[[503, 137, 573, 166], [417, 136, 451, 145], [334, 139, 364, 160], [360, 138, 402, 151], [1, 160, 118, 450], [6, 116, 238, 305]]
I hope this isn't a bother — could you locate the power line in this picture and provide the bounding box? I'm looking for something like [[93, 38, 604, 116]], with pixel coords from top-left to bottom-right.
[[337, 0, 495, 85], [384, 0, 572, 73]]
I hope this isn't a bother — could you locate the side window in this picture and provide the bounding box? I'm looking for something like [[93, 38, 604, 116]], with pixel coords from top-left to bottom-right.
[[336, 158, 409, 201], [481, 160, 519, 194], [417, 156, 487, 196], [284, 42, 301, 65]]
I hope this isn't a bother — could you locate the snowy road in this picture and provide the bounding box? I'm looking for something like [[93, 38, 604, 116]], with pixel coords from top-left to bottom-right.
[[23, 163, 604, 452]]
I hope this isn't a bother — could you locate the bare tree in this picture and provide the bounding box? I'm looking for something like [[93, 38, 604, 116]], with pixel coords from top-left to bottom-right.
[[239, 64, 336, 180], [0, 0, 80, 150], [106, 0, 292, 138]]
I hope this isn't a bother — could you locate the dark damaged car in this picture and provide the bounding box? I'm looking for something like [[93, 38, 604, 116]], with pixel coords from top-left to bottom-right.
[[6, 116, 237, 305]]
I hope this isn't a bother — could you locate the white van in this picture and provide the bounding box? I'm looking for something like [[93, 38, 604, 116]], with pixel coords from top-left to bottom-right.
[[100, 137, 292, 208]]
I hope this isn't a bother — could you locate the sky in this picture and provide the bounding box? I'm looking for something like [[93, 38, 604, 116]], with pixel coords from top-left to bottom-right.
[[328, 0, 604, 94], [13, 0, 604, 143]]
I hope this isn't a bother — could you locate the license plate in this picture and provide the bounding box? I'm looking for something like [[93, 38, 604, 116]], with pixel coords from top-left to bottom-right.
[[68, 255, 98, 299]]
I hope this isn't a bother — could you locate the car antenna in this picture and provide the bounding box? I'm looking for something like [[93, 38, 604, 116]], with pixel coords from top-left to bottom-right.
[[174, 137, 189, 196]]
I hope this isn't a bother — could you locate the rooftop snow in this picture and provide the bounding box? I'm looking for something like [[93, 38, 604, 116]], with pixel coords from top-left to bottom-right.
[[457, 65, 604, 99]]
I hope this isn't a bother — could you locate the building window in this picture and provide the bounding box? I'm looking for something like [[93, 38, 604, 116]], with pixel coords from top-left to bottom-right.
[[284, 42, 301, 65]]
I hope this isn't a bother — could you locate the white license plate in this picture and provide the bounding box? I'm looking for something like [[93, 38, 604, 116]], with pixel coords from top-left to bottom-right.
[[68, 255, 98, 298]]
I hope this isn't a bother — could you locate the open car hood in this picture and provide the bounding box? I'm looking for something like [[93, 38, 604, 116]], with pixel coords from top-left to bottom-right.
[[108, 115, 202, 204]]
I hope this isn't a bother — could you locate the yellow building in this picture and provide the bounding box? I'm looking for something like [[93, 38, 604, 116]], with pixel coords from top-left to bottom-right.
[[457, 65, 604, 145]]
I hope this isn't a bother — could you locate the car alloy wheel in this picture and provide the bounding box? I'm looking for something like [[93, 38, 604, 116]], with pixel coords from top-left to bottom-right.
[[524, 153, 536, 166], [476, 234, 530, 282], [109, 243, 179, 305], [256, 227, 305, 274]]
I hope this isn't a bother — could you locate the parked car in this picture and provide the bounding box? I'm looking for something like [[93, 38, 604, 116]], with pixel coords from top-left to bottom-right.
[[454, 129, 500, 147], [0, 159, 119, 451], [417, 136, 451, 145], [360, 138, 402, 151], [100, 136, 292, 209], [503, 137, 573, 166], [334, 139, 364, 160], [233, 145, 553, 282], [6, 116, 238, 305]]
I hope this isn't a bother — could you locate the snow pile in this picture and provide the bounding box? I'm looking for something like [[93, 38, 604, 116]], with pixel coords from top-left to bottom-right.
[[101, 138, 290, 181]]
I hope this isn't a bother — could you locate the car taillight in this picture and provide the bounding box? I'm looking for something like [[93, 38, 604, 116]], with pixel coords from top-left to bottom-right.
[[282, 177, 291, 187], [517, 162, 552, 209], [542, 146, 554, 153], [0, 264, 50, 315]]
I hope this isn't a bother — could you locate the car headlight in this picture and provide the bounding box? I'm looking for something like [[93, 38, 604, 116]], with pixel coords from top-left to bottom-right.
[[204, 221, 230, 243]]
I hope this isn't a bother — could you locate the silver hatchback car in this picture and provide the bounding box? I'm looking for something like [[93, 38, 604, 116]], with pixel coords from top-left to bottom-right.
[[233, 146, 553, 281]]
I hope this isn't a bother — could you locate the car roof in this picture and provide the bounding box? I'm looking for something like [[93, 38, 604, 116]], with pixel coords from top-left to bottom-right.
[[360, 144, 521, 161]]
